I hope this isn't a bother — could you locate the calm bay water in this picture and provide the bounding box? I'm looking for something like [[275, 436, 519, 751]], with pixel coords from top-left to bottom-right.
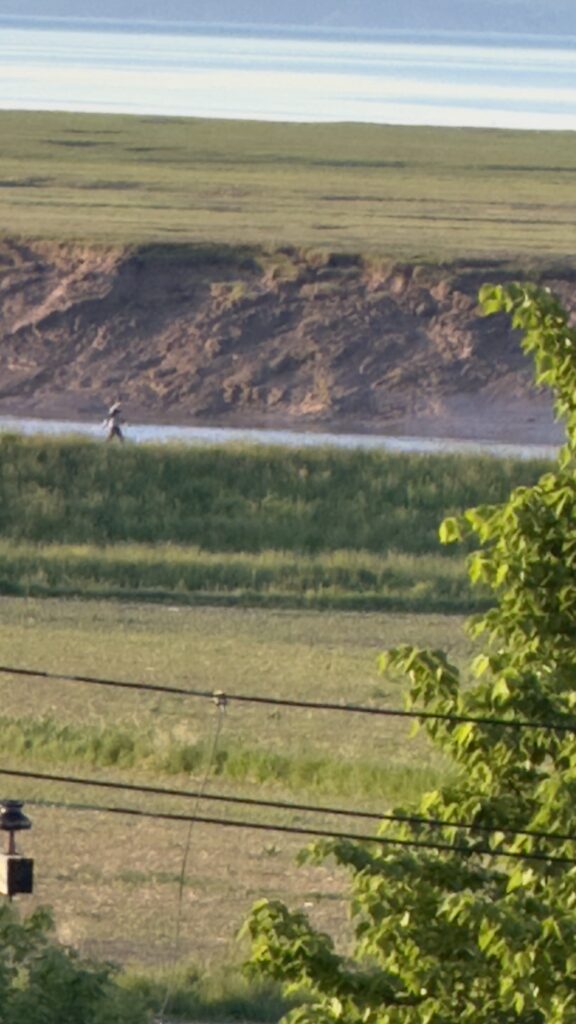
[[1, 16, 576, 129], [0, 415, 558, 461]]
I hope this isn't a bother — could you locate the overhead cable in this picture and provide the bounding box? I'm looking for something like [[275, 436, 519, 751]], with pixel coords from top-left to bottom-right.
[[22, 796, 576, 866], [1, 663, 575, 733], [2, 765, 575, 845]]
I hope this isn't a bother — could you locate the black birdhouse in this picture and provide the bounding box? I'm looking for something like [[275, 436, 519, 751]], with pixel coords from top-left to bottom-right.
[[0, 800, 33, 897]]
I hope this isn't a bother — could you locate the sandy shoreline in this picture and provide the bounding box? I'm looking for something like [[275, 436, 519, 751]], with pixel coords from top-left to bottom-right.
[[0, 390, 564, 451]]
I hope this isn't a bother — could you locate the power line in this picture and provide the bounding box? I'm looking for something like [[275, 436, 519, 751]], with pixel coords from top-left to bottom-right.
[[23, 796, 576, 866], [1, 663, 575, 733], [2, 765, 575, 846], [0, 766, 384, 821]]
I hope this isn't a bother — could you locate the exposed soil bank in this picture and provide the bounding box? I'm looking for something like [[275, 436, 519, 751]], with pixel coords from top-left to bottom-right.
[[0, 238, 573, 444]]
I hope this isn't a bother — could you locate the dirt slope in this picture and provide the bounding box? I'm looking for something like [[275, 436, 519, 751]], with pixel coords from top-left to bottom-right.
[[0, 238, 573, 443]]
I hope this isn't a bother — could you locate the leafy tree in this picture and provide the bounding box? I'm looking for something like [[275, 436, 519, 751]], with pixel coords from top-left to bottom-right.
[[0, 903, 148, 1024], [242, 283, 576, 1024]]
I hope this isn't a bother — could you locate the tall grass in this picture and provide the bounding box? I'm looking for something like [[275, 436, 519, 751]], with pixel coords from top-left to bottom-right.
[[0, 435, 549, 610], [0, 435, 548, 554], [121, 962, 299, 1023]]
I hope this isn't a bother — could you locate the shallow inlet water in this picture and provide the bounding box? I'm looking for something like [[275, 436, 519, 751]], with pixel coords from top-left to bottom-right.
[[0, 415, 559, 461]]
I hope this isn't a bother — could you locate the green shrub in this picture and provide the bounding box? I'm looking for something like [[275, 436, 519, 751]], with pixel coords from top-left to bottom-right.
[[0, 904, 148, 1024]]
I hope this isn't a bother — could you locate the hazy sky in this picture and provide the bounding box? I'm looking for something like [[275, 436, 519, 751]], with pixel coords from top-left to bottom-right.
[[3, 18, 576, 129], [2, 0, 576, 34]]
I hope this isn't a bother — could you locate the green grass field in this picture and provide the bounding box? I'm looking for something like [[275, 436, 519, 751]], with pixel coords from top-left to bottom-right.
[[0, 437, 519, 1016], [2, 111, 576, 260], [0, 435, 549, 611], [0, 437, 491, 995], [0, 596, 472, 979]]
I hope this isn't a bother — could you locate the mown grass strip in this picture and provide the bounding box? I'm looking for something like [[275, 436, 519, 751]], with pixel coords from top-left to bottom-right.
[[0, 540, 482, 613]]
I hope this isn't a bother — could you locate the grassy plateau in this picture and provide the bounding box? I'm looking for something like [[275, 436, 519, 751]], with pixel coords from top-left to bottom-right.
[[1, 110, 576, 260]]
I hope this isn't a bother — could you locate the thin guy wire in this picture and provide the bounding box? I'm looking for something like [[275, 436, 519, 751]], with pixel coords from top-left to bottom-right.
[[3, 764, 575, 845], [160, 699, 226, 1021], [24, 797, 576, 866], [2, 663, 576, 733]]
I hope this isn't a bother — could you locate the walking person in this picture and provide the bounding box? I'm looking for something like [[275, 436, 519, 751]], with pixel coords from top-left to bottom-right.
[[103, 401, 125, 442]]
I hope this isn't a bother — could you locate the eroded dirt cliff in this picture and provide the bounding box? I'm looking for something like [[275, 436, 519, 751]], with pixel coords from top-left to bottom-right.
[[0, 237, 573, 442]]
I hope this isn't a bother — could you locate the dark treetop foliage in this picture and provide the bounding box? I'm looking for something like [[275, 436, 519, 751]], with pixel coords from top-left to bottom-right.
[[242, 283, 576, 1024]]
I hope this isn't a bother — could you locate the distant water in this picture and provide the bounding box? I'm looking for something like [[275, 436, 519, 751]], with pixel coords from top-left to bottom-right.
[[0, 415, 558, 461], [1, 16, 576, 129]]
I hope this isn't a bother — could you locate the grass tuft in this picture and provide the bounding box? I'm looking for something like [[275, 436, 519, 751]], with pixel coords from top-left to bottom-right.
[[122, 961, 299, 1022]]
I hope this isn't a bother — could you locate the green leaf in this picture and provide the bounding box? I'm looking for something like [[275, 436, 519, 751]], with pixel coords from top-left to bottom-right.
[[439, 517, 462, 544], [478, 923, 498, 952], [471, 654, 490, 678], [453, 722, 474, 747], [491, 677, 510, 702]]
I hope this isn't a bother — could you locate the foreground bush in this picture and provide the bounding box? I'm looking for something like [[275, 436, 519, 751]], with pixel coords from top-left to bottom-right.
[[0, 904, 148, 1024]]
